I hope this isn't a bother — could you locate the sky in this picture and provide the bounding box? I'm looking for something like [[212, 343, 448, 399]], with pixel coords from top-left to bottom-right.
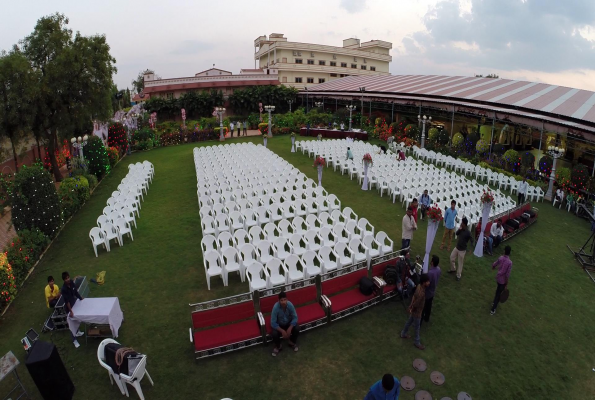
[[2, 0, 595, 91]]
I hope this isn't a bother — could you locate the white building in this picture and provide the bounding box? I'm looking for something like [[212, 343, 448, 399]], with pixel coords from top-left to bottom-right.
[[254, 33, 392, 89]]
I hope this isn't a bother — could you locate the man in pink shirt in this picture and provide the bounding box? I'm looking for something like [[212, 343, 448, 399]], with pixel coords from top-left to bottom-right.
[[490, 245, 512, 315]]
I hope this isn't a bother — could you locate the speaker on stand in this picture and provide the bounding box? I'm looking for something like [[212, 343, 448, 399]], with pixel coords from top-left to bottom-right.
[[25, 340, 75, 400]]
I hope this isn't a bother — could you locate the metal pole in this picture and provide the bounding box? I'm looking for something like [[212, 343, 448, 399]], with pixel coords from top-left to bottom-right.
[[349, 109, 352, 131], [268, 110, 272, 138], [449, 104, 455, 149], [219, 112, 224, 141], [545, 156, 557, 201], [391, 102, 394, 123], [538, 121, 544, 151], [421, 121, 426, 148], [488, 115, 495, 159]]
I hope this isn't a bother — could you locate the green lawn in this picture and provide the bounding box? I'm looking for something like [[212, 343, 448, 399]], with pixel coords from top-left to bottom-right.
[[1, 135, 594, 400]]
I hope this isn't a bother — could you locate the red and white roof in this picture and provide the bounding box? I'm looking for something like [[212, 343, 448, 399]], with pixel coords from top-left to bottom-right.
[[307, 75, 595, 126]]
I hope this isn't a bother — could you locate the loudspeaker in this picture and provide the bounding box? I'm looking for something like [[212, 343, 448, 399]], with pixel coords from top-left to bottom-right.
[[25, 341, 75, 400]]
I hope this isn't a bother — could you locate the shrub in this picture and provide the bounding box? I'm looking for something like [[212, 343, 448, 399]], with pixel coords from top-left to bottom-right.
[[133, 127, 154, 143], [539, 155, 553, 176], [4, 228, 50, 284], [0, 172, 14, 208], [108, 122, 128, 153], [428, 127, 439, 142], [521, 151, 535, 169], [556, 167, 571, 189], [107, 147, 120, 168], [492, 144, 506, 156], [58, 176, 90, 219], [452, 132, 464, 146], [502, 149, 521, 172], [464, 133, 479, 153], [571, 163, 589, 190], [403, 124, 420, 140], [12, 165, 63, 238], [476, 139, 490, 154], [436, 129, 450, 146], [0, 253, 16, 308], [71, 157, 89, 176], [85, 136, 110, 179], [83, 173, 98, 190]]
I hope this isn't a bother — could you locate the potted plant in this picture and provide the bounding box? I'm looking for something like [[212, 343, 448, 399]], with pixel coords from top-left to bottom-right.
[[290, 132, 296, 153]]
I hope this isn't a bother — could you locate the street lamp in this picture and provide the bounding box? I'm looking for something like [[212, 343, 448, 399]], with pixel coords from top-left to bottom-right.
[[305, 87, 308, 113], [418, 114, 432, 149], [288, 99, 294, 113], [264, 105, 275, 138], [215, 107, 226, 141], [359, 87, 365, 127], [544, 145, 566, 201], [315, 101, 324, 112], [346, 105, 356, 131], [71, 135, 89, 160]]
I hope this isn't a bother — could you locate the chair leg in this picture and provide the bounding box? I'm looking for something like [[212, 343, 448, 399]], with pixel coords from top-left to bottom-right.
[[133, 382, 145, 400], [145, 370, 154, 386]]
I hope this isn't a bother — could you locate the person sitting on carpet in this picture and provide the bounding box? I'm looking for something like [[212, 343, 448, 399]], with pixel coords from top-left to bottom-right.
[[45, 276, 60, 308], [271, 291, 300, 356]]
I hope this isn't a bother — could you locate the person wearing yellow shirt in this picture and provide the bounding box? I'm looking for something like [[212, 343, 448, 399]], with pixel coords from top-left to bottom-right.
[[45, 276, 60, 308]]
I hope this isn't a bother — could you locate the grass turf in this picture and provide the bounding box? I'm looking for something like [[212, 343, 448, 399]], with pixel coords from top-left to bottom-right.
[[1, 135, 594, 399]]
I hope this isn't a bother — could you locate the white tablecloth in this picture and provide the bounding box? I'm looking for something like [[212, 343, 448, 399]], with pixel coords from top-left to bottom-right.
[[67, 297, 123, 338]]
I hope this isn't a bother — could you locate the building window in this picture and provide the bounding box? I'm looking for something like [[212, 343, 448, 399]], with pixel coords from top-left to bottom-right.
[[167, 93, 174, 99], [330, 61, 337, 67], [361, 65, 367, 70], [282, 76, 287, 83], [282, 57, 287, 63], [341, 62, 347, 68], [307, 59, 314, 65], [295, 58, 303, 64], [307, 78, 314, 83], [319, 78, 325, 83], [370, 66, 376, 71], [351, 64, 357, 69], [340, 74, 348, 77], [295, 77, 303, 83], [319, 60, 326, 66], [330, 73, 337, 77]]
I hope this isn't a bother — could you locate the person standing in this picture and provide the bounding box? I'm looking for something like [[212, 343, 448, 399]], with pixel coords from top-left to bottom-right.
[[61, 271, 85, 348], [517, 177, 528, 204], [230, 121, 235, 138], [396, 250, 415, 296], [440, 200, 457, 250], [421, 255, 441, 325], [270, 291, 300, 356], [419, 190, 432, 220], [340, 122, 345, 131], [364, 373, 400, 400], [400, 273, 430, 350], [45, 275, 60, 308], [487, 220, 504, 256], [237, 120, 241, 137], [491, 246, 512, 315], [449, 217, 474, 281], [411, 198, 419, 223], [401, 206, 417, 250], [243, 120, 248, 136]]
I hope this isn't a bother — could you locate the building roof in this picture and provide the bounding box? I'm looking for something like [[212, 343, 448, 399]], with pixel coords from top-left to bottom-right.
[[195, 67, 232, 76], [306, 75, 595, 130]]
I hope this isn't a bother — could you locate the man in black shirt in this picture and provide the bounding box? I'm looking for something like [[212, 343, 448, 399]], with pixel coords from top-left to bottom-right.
[[61, 271, 85, 348], [448, 218, 474, 281]]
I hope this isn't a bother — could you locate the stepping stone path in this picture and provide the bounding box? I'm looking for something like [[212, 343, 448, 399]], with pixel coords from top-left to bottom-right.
[[401, 376, 415, 391], [413, 358, 427, 372], [415, 390, 432, 400], [430, 371, 445, 386], [458, 392, 472, 400], [402, 358, 471, 399]]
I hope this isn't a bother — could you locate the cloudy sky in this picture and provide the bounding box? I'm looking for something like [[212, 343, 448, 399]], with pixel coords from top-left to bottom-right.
[[2, 0, 595, 90]]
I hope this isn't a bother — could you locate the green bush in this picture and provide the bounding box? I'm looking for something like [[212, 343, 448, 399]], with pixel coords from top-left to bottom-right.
[[521, 151, 536, 169], [258, 123, 268, 134], [556, 167, 571, 188], [571, 163, 589, 190], [84, 136, 110, 179], [136, 140, 152, 151], [404, 124, 420, 140], [71, 157, 89, 176], [4, 228, 50, 284], [58, 176, 90, 219], [107, 147, 119, 168], [476, 139, 489, 154], [11, 165, 63, 238], [436, 129, 450, 145], [133, 127, 154, 143], [479, 125, 492, 141], [465, 133, 479, 152], [83, 173, 98, 190], [539, 155, 553, 175], [428, 127, 439, 141], [452, 132, 464, 146], [492, 144, 506, 156]]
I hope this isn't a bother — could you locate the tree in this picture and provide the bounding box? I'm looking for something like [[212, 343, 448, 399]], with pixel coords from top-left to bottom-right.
[[84, 135, 110, 179], [22, 13, 116, 182], [132, 69, 153, 94], [0, 48, 38, 172]]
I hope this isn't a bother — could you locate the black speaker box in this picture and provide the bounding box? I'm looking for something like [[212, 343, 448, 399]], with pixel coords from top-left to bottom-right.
[[25, 341, 74, 400]]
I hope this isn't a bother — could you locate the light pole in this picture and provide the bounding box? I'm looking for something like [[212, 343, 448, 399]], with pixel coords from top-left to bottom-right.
[[544, 145, 565, 201], [418, 114, 432, 149], [71, 135, 89, 161], [315, 101, 323, 111], [305, 87, 308, 113], [215, 106, 226, 141], [359, 87, 365, 127], [264, 105, 275, 138], [346, 105, 356, 131], [288, 99, 294, 113]]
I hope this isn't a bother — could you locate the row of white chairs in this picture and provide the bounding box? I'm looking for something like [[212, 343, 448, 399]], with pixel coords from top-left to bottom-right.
[[88, 160, 154, 257]]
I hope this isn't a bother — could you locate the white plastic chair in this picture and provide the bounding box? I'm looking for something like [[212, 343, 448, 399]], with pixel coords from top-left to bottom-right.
[[375, 231, 394, 255], [256, 240, 275, 264], [318, 246, 339, 273], [292, 216, 308, 236], [97, 215, 109, 230], [349, 238, 369, 264], [201, 235, 218, 255], [114, 218, 134, 245], [249, 226, 265, 247], [335, 242, 354, 268], [284, 254, 305, 283], [239, 243, 259, 272], [357, 218, 375, 238], [289, 233, 308, 256], [342, 207, 358, 223], [204, 250, 225, 289], [121, 207, 137, 229], [119, 355, 154, 400], [97, 339, 126, 395], [255, 206, 271, 226], [272, 237, 291, 261], [201, 216, 216, 237], [304, 229, 321, 252], [246, 262, 269, 291], [242, 209, 258, 231], [333, 223, 350, 244], [104, 222, 122, 249], [217, 231, 235, 253], [89, 227, 107, 257], [229, 211, 244, 232], [301, 250, 322, 278], [363, 234, 381, 259], [221, 247, 244, 284], [233, 229, 250, 248], [266, 258, 287, 288]]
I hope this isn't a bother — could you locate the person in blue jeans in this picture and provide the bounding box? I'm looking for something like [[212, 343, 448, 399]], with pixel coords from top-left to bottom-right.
[[487, 220, 504, 256], [270, 291, 299, 356], [440, 200, 457, 250], [364, 373, 400, 400], [401, 274, 430, 350]]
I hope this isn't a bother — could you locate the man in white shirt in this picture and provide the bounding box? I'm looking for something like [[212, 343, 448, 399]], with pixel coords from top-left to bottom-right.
[[517, 177, 528, 204], [401, 206, 417, 250], [487, 220, 504, 256], [555, 188, 564, 203], [230, 121, 235, 138]]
